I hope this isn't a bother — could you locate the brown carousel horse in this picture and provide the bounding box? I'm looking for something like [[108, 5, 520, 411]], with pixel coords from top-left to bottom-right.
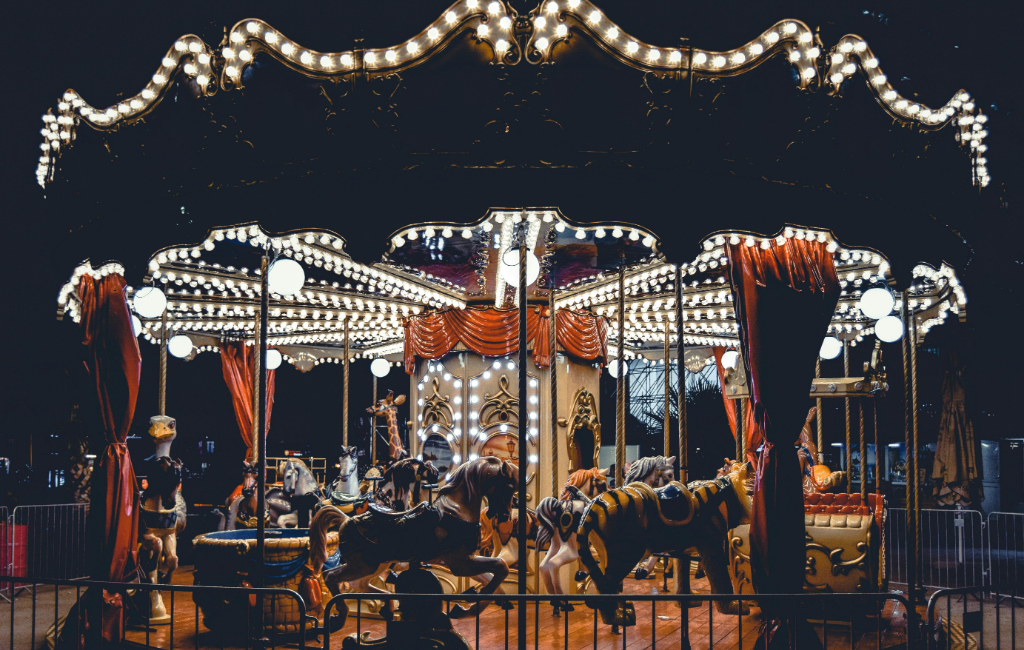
[[306, 457, 517, 628], [222, 461, 262, 530]]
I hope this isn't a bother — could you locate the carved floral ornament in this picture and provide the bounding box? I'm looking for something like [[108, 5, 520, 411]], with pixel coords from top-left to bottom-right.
[[37, 1, 988, 188]]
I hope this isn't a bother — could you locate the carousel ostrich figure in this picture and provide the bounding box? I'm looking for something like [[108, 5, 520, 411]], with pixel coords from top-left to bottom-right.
[[306, 457, 517, 628], [138, 415, 187, 623], [367, 390, 408, 462], [535, 467, 609, 601], [139, 416, 187, 624]]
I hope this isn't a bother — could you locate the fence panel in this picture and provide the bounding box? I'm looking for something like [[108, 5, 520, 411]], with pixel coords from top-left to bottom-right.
[[927, 586, 1021, 650], [987, 511, 1024, 598], [0, 507, 8, 601], [8, 505, 89, 586], [885, 507, 986, 589]]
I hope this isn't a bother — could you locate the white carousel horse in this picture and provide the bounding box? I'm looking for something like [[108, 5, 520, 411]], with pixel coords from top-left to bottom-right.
[[268, 458, 322, 528], [535, 467, 609, 599]]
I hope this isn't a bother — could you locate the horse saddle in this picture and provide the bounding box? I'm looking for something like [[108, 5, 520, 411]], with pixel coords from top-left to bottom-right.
[[654, 483, 697, 524], [328, 491, 369, 514], [141, 507, 178, 530], [366, 500, 430, 524]]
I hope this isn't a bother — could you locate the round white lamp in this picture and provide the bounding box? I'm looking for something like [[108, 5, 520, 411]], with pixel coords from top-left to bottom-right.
[[268, 258, 305, 296], [266, 349, 282, 370], [607, 359, 621, 378], [721, 350, 739, 369], [168, 335, 194, 359], [500, 248, 540, 287], [131, 315, 143, 337], [875, 315, 904, 343], [371, 358, 392, 378], [133, 286, 167, 319], [858, 286, 895, 320], [819, 336, 843, 360]]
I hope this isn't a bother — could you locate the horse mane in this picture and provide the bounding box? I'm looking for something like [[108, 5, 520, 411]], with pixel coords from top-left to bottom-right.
[[438, 456, 499, 508], [560, 468, 604, 500], [624, 455, 671, 485]]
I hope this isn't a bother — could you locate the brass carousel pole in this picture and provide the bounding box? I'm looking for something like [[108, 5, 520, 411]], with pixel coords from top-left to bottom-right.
[[675, 268, 687, 483], [900, 290, 917, 606], [910, 309, 923, 600], [255, 252, 270, 590], [816, 357, 824, 462], [859, 400, 867, 503], [874, 401, 880, 494], [615, 266, 626, 489], [844, 340, 852, 493], [158, 309, 168, 416], [343, 319, 350, 447], [250, 306, 262, 464], [735, 399, 744, 462], [550, 291, 559, 498], [663, 327, 671, 457], [517, 233, 529, 649], [371, 374, 378, 465]]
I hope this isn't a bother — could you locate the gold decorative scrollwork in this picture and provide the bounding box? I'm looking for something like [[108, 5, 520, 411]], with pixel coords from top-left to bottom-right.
[[480, 375, 518, 427], [805, 539, 870, 577], [421, 377, 454, 427], [556, 388, 601, 472]]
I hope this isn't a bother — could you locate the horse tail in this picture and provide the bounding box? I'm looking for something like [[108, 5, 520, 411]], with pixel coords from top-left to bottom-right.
[[308, 505, 347, 575], [535, 497, 559, 552]]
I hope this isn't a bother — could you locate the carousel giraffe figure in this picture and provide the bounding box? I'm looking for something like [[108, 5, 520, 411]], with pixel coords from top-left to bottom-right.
[[367, 390, 408, 462]]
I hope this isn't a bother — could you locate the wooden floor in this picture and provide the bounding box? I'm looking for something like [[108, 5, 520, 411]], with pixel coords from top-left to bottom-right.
[[120, 567, 910, 650]]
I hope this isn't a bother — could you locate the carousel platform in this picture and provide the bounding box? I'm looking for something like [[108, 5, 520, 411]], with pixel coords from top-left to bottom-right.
[[113, 566, 920, 650]]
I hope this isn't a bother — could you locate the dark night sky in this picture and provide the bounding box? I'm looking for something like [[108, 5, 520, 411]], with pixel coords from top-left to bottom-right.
[[1, 0, 1021, 504]]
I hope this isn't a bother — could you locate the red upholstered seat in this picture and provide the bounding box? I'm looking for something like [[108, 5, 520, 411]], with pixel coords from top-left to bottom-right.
[[804, 492, 885, 527]]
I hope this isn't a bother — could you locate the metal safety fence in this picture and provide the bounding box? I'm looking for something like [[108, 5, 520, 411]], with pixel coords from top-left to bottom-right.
[[927, 586, 1021, 650], [1, 575, 912, 650], [886, 507, 987, 589], [986, 511, 1024, 599]]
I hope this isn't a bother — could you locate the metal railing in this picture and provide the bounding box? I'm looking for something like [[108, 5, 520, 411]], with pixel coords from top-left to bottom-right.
[[986, 512, 1024, 599], [927, 586, 1021, 650], [1, 575, 308, 650], [0, 575, 913, 650], [887, 507, 987, 589], [6, 505, 89, 590]]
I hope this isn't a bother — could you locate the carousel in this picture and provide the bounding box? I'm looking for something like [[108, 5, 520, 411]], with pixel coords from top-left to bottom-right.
[[42, 2, 984, 649]]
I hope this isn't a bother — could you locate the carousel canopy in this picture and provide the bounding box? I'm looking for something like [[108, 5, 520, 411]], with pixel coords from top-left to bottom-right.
[[56, 213, 967, 372]]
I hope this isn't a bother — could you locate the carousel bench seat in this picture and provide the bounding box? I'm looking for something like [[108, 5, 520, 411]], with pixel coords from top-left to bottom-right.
[[728, 492, 887, 596]]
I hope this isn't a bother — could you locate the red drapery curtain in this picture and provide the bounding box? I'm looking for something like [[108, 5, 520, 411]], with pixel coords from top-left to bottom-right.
[[60, 272, 142, 647], [729, 238, 839, 620], [221, 342, 277, 461], [712, 347, 763, 465], [404, 307, 608, 373]]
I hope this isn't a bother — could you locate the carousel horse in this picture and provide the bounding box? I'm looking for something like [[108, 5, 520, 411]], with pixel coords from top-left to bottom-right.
[[536, 468, 609, 598], [475, 499, 538, 580], [139, 456, 186, 624], [325, 446, 372, 515], [376, 458, 439, 511], [223, 461, 262, 530], [794, 407, 848, 494], [367, 391, 408, 462], [577, 462, 753, 627], [268, 458, 323, 528], [622, 456, 677, 581], [306, 456, 518, 628]]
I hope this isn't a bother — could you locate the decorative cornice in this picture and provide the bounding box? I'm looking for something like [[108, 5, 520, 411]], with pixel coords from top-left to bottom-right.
[[34, 2, 989, 188]]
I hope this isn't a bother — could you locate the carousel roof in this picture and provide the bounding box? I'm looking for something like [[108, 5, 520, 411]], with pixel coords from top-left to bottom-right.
[[35, 1, 989, 191], [56, 214, 967, 372]]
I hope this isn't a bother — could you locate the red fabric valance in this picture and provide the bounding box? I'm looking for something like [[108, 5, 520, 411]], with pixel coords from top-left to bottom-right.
[[404, 307, 608, 373], [729, 237, 839, 643], [221, 342, 277, 461]]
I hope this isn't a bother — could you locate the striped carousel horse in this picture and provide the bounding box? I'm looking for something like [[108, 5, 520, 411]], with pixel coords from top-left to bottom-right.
[[577, 462, 753, 627]]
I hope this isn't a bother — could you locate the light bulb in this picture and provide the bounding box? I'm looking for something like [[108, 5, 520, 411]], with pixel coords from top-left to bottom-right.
[[819, 336, 842, 360], [268, 258, 305, 296], [266, 349, 283, 370], [875, 315, 903, 343], [168, 335, 193, 359]]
